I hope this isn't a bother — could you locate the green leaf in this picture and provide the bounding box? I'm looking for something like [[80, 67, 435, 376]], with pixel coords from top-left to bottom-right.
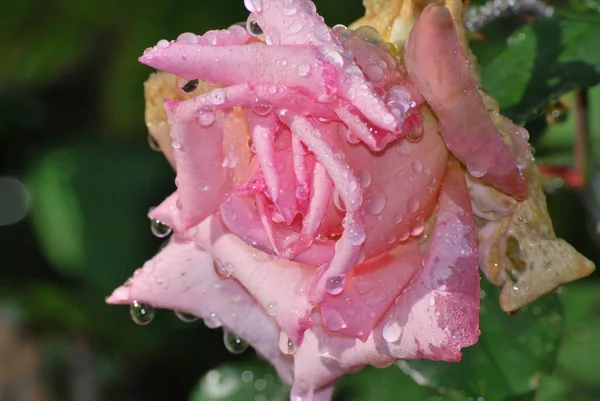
[[479, 16, 600, 124], [27, 137, 172, 292], [189, 361, 288, 401], [334, 365, 431, 401], [400, 281, 563, 401]]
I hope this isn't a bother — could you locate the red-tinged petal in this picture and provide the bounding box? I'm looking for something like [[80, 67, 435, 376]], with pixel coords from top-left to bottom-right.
[[246, 113, 298, 223], [194, 217, 314, 345], [166, 101, 237, 229], [291, 161, 480, 394], [343, 107, 448, 258], [319, 240, 422, 340], [404, 4, 526, 199], [105, 238, 293, 384], [383, 160, 480, 361], [140, 43, 337, 101]]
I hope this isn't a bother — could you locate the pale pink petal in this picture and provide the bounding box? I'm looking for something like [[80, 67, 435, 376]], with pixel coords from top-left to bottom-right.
[[194, 217, 314, 345], [166, 101, 235, 229], [105, 238, 293, 384], [404, 4, 527, 198]]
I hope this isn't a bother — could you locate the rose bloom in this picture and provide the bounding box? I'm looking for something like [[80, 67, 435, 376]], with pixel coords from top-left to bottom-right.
[[107, 0, 595, 399]]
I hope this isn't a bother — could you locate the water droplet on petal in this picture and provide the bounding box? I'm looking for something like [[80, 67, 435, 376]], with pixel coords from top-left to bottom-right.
[[214, 260, 234, 278], [267, 301, 278, 316], [408, 199, 419, 214], [354, 25, 381, 44], [172, 139, 182, 150], [333, 190, 346, 212], [411, 216, 425, 236], [204, 312, 222, 329], [175, 311, 199, 323], [177, 32, 199, 44], [406, 125, 424, 142], [130, 300, 155, 325], [198, 106, 216, 126], [468, 166, 488, 178], [147, 133, 161, 151], [382, 321, 402, 342], [412, 161, 423, 174], [364, 191, 386, 215], [151, 219, 172, 238], [324, 309, 346, 331], [157, 39, 170, 48], [223, 330, 249, 354], [297, 63, 311, 77], [252, 100, 273, 116], [326, 275, 345, 295], [356, 170, 371, 188], [278, 332, 297, 355], [347, 224, 366, 246], [247, 19, 264, 36]]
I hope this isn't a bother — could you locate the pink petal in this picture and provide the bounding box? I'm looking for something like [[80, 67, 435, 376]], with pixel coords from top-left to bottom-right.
[[140, 43, 337, 101], [194, 217, 315, 345], [292, 161, 480, 393], [105, 237, 293, 384], [248, 0, 340, 47], [319, 240, 422, 340], [343, 107, 448, 258], [148, 191, 183, 232], [404, 4, 527, 198], [165, 101, 240, 229]]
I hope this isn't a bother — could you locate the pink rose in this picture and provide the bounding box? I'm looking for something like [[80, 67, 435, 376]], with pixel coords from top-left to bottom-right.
[[107, 0, 594, 398]]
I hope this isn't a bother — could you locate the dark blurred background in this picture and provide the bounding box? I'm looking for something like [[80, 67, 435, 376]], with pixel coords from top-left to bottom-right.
[[1, 0, 600, 400]]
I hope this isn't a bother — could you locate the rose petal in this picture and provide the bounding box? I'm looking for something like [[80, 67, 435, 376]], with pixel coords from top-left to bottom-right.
[[404, 4, 527, 198], [195, 217, 314, 344], [292, 160, 480, 393], [105, 238, 293, 384], [166, 102, 240, 229], [140, 43, 337, 101], [319, 240, 422, 340]]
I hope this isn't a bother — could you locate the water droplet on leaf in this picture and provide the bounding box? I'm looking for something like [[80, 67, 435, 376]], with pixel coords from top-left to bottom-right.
[[545, 100, 568, 124]]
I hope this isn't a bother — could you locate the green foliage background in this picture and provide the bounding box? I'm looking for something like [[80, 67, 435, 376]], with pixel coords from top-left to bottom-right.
[[1, 0, 600, 400]]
